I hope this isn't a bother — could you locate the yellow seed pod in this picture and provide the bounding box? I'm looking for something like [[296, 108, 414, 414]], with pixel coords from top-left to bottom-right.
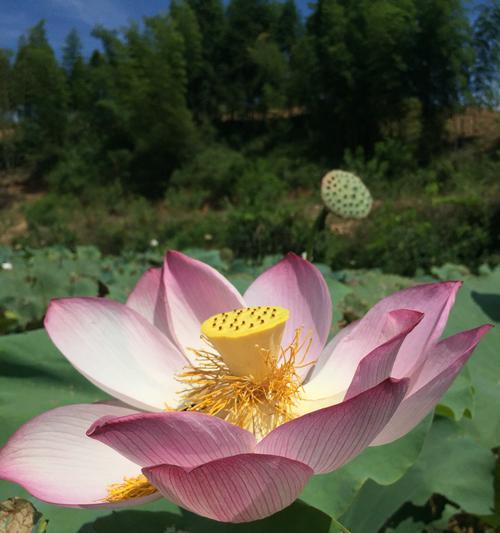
[[201, 306, 289, 382]]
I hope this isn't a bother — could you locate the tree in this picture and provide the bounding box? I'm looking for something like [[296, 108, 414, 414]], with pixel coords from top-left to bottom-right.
[[248, 33, 288, 113], [87, 17, 197, 194], [293, 0, 474, 158], [411, 0, 473, 154], [296, 0, 357, 151], [62, 29, 89, 110], [0, 49, 12, 123], [62, 28, 82, 74], [187, 0, 227, 118], [472, 0, 500, 107], [12, 21, 68, 157], [223, 0, 279, 115], [170, 1, 204, 114], [275, 0, 301, 55], [0, 48, 14, 168]]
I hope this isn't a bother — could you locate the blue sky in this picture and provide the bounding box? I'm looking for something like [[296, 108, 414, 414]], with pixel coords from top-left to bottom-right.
[[0, 0, 482, 57], [0, 0, 312, 56], [0, 0, 172, 55]]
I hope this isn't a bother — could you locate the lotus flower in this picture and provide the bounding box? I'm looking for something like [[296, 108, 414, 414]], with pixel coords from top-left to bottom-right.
[[0, 252, 490, 523]]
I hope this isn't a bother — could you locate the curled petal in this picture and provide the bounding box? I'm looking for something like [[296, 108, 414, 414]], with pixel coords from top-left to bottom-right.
[[45, 298, 188, 410], [143, 454, 313, 523], [244, 253, 332, 376], [306, 309, 422, 399], [0, 403, 158, 507], [88, 411, 255, 468], [163, 251, 245, 355], [366, 281, 461, 378], [257, 378, 408, 474], [126, 267, 169, 337], [372, 325, 492, 445], [344, 310, 423, 400]]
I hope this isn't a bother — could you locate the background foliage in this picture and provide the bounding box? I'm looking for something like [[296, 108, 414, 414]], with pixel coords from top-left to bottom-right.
[[0, 0, 499, 276]]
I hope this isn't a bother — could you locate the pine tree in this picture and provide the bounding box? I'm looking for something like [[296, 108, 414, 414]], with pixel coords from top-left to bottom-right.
[[223, 0, 280, 115], [170, 1, 204, 114], [275, 0, 301, 55], [412, 0, 473, 154], [12, 20, 68, 156], [62, 29, 89, 110], [187, 0, 227, 118]]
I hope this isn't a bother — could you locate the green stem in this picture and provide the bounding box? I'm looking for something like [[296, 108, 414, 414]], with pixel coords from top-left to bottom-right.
[[306, 206, 329, 262]]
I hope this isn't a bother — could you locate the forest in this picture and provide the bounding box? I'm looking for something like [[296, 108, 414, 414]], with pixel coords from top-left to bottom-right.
[[0, 0, 498, 275]]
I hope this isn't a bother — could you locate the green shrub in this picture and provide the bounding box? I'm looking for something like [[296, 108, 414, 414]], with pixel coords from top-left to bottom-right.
[[343, 138, 416, 191], [170, 144, 247, 207], [326, 196, 496, 276], [259, 154, 325, 189], [234, 160, 287, 207], [24, 194, 79, 247], [225, 206, 309, 261], [46, 139, 103, 194], [24, 188, 160, 254]]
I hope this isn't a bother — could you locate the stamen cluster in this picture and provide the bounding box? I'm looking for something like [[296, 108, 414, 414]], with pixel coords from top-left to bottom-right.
[[178, 329, 312, 436]]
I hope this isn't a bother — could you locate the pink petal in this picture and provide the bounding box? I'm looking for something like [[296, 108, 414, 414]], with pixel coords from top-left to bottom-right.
[[366, 281, 461, 378], [0, 403, 158, 507], [126, 267, 169, 337], [88, 411, 255, 468], [244, 253, 332, 375], [303, 320, 358, 384], [45, 297, 188, 411], [372, 325, 492, 445], [163, 251, 245, 355], [143, 454, 312, 523], [344, 310, 423, 400], [257, 378, 408, 474], [306, 308, 423, 399]]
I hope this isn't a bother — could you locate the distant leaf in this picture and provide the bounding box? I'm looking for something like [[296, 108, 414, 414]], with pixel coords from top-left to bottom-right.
[[340, 418, 495, 533], [301, 416, 432, 519]]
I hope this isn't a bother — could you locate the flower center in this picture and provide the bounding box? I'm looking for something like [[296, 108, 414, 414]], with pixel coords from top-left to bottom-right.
[[177, 306, 312, 436]]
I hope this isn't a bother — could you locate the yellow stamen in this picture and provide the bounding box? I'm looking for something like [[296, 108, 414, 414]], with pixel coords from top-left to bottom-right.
[[201, 305, 289, 382], [103, 474, 157, 503], [179, 308, 313, 436]]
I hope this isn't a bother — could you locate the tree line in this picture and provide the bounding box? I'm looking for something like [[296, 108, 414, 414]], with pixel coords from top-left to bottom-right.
[[0, 0, 498, 195]]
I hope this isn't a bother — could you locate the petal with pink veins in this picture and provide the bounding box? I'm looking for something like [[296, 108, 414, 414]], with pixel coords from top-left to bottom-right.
[[163, 251, 245, 356], [305, 309, 423, 400], [143, 454, 312, 523], [126, 267, 170, 337], [45, 297, 188, 411], [344, 310, 424, 400], [88, 411, 256, 468], [363, 281, 461, 378], [257, 378, 408, 474], [0, 403, 159, 508], [244, 253, 332, 376], [372, 324, 492, 445]]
